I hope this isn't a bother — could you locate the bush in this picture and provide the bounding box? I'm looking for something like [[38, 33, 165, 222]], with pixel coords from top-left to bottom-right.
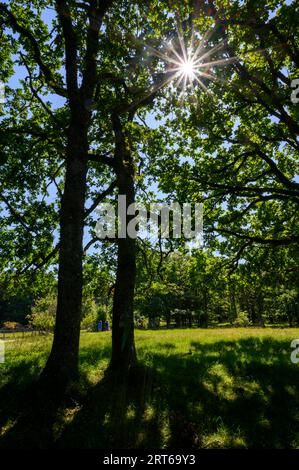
[[27, 294, 57, 332], [97, 305, 109, 323], [135, 315, 147, 329], [1, 321, 23, 330], [81, 301, 110, 331], [233, 311, 251, 327], [81, 298, 98, 331]]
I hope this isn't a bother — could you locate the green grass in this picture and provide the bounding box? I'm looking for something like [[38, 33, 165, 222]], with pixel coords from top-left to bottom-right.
[[1, 328, 299, 448]]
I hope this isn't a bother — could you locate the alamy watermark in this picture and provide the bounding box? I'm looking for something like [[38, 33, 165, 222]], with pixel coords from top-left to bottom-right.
[[291, 79, 299, 104], [0, 340, 5, 364], [0, 81, 5, 105], [95, 196, 203, 245], [290, 339, 299, 364]]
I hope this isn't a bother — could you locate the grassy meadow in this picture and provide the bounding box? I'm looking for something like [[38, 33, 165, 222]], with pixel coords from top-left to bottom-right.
[[0, 328, 299, 448]]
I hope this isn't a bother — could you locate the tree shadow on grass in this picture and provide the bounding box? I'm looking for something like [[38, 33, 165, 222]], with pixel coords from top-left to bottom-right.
[[54, 364, 162, 448], [163, 337, 299, 448], [1, 337, 298, 448], [0, 361, 41, 433], [56, 337, 299, 449], [0, 344, 112, 448]]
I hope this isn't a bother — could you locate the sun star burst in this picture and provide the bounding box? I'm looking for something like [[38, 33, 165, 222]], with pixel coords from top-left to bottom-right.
[[180, 59, 196, 79], [140, 19, 244, 98]]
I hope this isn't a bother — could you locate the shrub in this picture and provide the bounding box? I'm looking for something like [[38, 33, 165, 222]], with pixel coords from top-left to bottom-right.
[[233, 311, 251, 327], [27, 294, 57, 332], [1, 321, 23, 330], [81, 301, 111, 331], [135, 315, 147, 329], [81, 298, 98, 331]]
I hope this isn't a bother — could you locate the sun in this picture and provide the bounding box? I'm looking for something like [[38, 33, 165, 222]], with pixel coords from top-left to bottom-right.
[[180, 59, 195, 79], [143, 25, 239, 96]]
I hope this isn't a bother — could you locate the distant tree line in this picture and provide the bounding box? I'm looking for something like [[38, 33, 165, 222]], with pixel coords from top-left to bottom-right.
[[1, 243, 298, 329]]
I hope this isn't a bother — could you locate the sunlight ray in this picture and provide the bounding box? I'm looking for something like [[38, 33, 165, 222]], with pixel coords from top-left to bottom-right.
[[145, 44, 183, 68], [175, 16, 188, 64], [131, 21, 248, 99], [193, 41, 227, 65], [192, 27, 220, 62], [182, 70, 189, 89], [174, 72, 186, 90], [194, 75, 211, 94], [163, 39, 187, 64], [198, 56, 239, 68]]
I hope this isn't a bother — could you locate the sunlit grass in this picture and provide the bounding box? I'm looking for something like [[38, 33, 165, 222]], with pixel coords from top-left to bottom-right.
[[1, 328, 299, 448]]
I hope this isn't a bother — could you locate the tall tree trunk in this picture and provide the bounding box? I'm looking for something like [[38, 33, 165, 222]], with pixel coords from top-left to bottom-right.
[[200, 288, 209, 328], [256, 292, 265, 327], [40, 123, 88, 388], [229, 278, 238, 324], [110, 174, 137, 372], [109, 114, 137, 373]]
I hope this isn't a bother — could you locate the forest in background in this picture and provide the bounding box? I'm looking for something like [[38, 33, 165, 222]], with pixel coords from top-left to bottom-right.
[[1, 243, 298, 329]]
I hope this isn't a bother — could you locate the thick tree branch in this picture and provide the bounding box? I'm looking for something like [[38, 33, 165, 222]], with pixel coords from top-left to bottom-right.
[[192, 174, 299, 201], [81, 0, 115, 99], [87, 152, 115, 168], [215, 227, 299, 246], [0, 192, 38, 235], [55, 0, 78, 102], [85, 180, 117, 218]]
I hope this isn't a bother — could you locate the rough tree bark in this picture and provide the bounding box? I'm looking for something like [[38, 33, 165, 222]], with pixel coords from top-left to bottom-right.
[[40, 0, 114, 388], [40, 117, 88, 387], [109, 113, 137, 373]]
